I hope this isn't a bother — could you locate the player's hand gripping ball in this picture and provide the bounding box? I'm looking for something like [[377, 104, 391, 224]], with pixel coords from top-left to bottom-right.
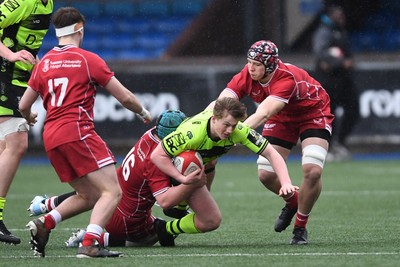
[[173, 150, 203, 175]]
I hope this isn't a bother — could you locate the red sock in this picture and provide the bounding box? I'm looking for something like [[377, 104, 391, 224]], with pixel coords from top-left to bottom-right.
[[45, 197, 55, 212], [285, 191, 298, 209], [81, 232, 102, 247], [43, 214, 56, 230], [294, 212, 309, 228]]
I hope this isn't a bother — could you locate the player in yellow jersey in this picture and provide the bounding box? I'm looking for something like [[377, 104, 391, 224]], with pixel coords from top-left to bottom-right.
[[0, 0, 53, 244], [150, 97, 298, 244]]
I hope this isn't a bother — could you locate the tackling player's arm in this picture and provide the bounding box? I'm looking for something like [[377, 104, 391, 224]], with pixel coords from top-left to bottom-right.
[[239, 124, 297, 196], [244, 96, 285, 129], [104, 77, 151, 123], [259, 144, 298, 196], [155, 181, 205, 210], [151, 143, 204, 185]]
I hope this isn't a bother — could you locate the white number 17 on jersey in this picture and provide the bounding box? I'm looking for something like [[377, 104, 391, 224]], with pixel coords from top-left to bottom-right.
[[48, 77, 68, 107]]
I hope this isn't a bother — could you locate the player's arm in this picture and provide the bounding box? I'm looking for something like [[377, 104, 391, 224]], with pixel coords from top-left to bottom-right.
[[151, 143, 204, 185], [244, 96, 285, 129], [103, 77, 152, 123], [0, 42, 36, 64], [259, 144, 298, 196], [18, 87, 39, 126], [0, 1, 36, 64], [155, 182, 204, 209]]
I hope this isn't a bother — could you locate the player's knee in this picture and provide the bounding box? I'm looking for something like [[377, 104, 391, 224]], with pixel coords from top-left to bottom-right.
[[76, 192, 98, 208], [198, 210, 222, 232], [16, 143, 28, 156], [303, 165, 322, 185], [204, 213, 222, 232], [302, 145, 327, 168], [257, 156, 276, 184], [302, 145, 326, 184], [10, 135, 29, 156], [257, 155, 275, 173]]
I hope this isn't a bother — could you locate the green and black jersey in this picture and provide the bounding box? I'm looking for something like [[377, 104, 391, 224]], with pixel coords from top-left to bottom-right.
[[161, 110, 269, 164], [0, 0, 53, 116]]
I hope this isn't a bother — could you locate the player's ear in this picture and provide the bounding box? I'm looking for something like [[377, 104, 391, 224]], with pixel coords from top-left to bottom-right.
[[210, 115, 216, 123]]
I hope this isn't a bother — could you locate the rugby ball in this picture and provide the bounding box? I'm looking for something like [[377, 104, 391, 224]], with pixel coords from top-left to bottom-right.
[[173, 150, 203, 176]]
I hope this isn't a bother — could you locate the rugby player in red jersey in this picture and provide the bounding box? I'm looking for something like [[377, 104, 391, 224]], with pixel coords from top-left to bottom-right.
[[210, 40, 334, 245]]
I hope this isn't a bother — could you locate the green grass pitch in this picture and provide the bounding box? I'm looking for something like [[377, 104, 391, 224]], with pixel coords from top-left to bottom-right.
[[1, 158, 399, 266]]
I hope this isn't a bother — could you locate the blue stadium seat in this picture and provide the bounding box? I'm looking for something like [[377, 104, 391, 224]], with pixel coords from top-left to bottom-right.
[[171, 0, 207, 16], [71, 2, 102, 18], [137, 0, 170, 17], [351, 31, 380, 52], [364, 11, 397, 31], [153, 17, 191, 34], [85, 18, 115, 34], [92, 48, 117, 61], [82, 33, 101, 51], [116, 18, 153, 34], [101, 34, 136, 50], [53, 1, 67, 11], [103, 1, 136, 18], [51, 1, 204, 60], [382, 30, 400, 51], [135, 33, 171, 50], [116, 49, 156, 61]]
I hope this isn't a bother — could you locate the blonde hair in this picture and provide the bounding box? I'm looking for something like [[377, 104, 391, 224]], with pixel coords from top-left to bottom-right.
[[213, 97, 247, 121]]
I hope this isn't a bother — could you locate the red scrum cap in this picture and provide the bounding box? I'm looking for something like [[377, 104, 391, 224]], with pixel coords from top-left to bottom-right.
[[247, 40, 279, 73]]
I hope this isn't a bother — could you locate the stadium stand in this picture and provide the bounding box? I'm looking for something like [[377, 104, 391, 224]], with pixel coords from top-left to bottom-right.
[[38, 0, 400, 60], [39, 0, 211, 60], [349, 0, 400, 52]]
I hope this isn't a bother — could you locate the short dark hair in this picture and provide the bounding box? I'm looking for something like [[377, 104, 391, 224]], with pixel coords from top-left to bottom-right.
[[213, 97, 247, 121], [52, 7, 85, 28]]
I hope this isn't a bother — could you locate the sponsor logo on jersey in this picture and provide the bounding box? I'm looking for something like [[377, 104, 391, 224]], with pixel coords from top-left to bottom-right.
[[251, 88, 262, 96], [42, 59, 50, 72], [0, 11, 6, 22], [264, 123, 276, 130], [186, 131, 193, 139], [165, 132, 185, 153], [248, 129, 266, 147], [3, 0, 20, 13], [313, 118, 322, 124]]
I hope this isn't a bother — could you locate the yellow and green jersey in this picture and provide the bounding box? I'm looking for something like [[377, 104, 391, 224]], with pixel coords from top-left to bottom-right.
[[0, 0, 53, 116], [161, 110, 269, 164]]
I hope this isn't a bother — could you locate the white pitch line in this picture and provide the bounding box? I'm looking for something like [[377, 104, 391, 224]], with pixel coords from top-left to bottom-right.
[[8, 227, 83, 232], [134, 252, 400, 257], [0, 252, 398, 259]]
